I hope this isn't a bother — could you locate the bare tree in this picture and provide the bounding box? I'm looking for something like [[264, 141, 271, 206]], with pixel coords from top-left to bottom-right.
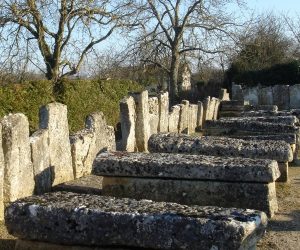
[[0, 0, 138, 82], [130, 0, 246, 103]]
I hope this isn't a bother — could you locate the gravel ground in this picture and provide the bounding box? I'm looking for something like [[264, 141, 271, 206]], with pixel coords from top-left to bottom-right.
[[0, 167, 299, 250]]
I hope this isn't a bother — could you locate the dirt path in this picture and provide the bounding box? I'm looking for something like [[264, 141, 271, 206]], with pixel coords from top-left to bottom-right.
[[0, 167, 299, 250]]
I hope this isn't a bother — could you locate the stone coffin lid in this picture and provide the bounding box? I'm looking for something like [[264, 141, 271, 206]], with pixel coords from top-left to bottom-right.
[[92, 151, 280, 183], [148, 133, 293, 163], [5, 191, 268, 250]]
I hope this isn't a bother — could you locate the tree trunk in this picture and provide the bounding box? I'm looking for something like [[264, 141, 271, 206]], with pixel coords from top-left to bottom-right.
[[169, 53, 180, 105]]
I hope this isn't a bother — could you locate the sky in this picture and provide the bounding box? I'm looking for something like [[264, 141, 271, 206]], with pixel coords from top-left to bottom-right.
[[247, 0, 300, 17]]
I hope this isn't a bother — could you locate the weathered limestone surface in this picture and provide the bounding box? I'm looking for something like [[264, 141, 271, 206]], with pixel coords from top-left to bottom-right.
[[178, 100, 189, 133], [231, 84, 244, 101], [188, 104, 198, 133], [101, 177, 278, 217], [213, 98, 221, 120], [219, 88, 230, 101], [241, 110, 278, 117], [119, 96, 136, 152], [228, 134, 297, 145], [93, 151, 280, 183], [30, 129, 52, 194], [39, 103, 73, 185], [220, 116, 299, 126], [158, 92, 169, 132], [168, 105, 180, 133], [131, 91, 150, 152], [70, 130, 94, 179], [289, 84, 300, 109], [0, 125, 4, 220], [259, 87, 273, 105], [272, 85, 290, 110], [243, 87, 259, 106], [220, 100, 248, 111], [197, 101, 203, 129], [202, 97, 211, 121], [1, 114, 35, 204], [106, 126, 116, 151], [6, 192, 268, 250], [148, 133, 293, 163], [245, 105, 278, 112], [148, 97, 159, 135], [207, 97, 216, 120], [204, 119, 299, 135]]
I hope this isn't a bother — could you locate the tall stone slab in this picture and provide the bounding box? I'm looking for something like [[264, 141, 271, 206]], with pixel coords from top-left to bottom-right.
[[272, 85, 290, 110], [289, 84, 300, 109], [131, 91, 150, 152], [106, 126, 116, 151], [0, 125, 4, 220], [168, 105, 180, 133], [219, 88, 230, 101], [30, 129, 52, 194], [197, 101, 204, 129], [178, 100, 189, 134], [243, 87, 259, 106], [188, 104, 198, 133], [259, 87, 273, 105], [231, 83, 243, 101], [120, 96, 136, 152], [212, 98, 221, 120], [158, 92, 169, 132], [148, 97, 159, 135], [203, 96, 211, 122], [39, 103, 74, 186], [206, 97, 216, 120], [1, 113, 35, 203]]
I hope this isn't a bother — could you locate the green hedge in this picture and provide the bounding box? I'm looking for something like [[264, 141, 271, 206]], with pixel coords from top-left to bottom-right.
[[0, 79, 143, 133]]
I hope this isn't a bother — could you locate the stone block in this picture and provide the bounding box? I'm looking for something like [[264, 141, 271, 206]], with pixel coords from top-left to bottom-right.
[[243, 87, 259, 106], [148, 97, 159, 135], [1, 113, 35, 202], [196, 101, 203, 129], [105, 126, 116, 151], [220, 116, 298, 126], [30, 129, 52, 194], [272, 85, 290, 110], [188, 104, 198, 133], [228, 134, 297, 145], [231, 84, 244, 101], [39, 103, 73, 185], [101, 177, 277, 217], [148, 133, 293, 163], [212, 98, 221, 120], [168, 105, 180, 133], [178, 100, 189, 134], [202, 96, 211, 121], [119, 96, 136, 152], [131, 91, 150, 152], [277, 162, 288, 182], [259, 87, 273, 105], [219, 88, 230, 101], [0, 125, 4, 220], [158, 92, 169, 132], [289, 84, 300, 109], [93, 151, 280, 183], [6, 192, 268, 250]]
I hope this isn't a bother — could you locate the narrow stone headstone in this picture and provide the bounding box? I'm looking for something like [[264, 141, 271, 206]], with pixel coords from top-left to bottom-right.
[[1, 113, 35, 202], [119, 96, 136, 152], [158, 92, 169, 132], [243, 87, 259, 106], [131, 91, 150, 152], [231, 83, 243, 101], [188, 104, 198, 133], [212, 98, 221, 120], [106, 126, 116, 151], [259, 87, 273, 105], [30, 129, 52, 194], [39, 103, 74, 186], [203, 96, 211, 122], [219, 88, 230, 101], [289, 84, 300, 109], [272, 85, 290, 110], [168, 105, 180, 133], [148, 97, 159, 135], [178, 100, 189, 134], [0, 125, 4, 220], [197, 101, 204, 129]]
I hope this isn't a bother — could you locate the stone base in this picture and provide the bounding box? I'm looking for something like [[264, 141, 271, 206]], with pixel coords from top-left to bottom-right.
[[101, 177, 278, 217], [278, 162, 289, 182]]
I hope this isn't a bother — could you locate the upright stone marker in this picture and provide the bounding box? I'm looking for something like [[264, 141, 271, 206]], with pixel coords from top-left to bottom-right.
[[219, 88, 230, 101], [259, 87, 273, 105], [39, 103, 74, 186], [131, 91, 150, 152], [197, 101, 204, 129], [30, 129, 52, 194], [0, 125, 4, 220], [148, 97, 159, 135], [203, 97, 211, 122], [168, 105, 180, 133], [179, 100, 189, 134], [212, 98, 221, 120], [1, 113, 35, 202], [231, 84, 243, 101], [273, 85, 290, 110], [120, 96, 136, 152], [244, 87, 259, 106], [158, 92, 169, 132], [188, 104, 198, 133], [289, 84, 300, 109]]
